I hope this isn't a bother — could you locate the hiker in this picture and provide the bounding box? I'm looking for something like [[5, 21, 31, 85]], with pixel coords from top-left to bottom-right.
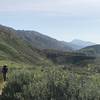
[[1, 65, 8, 81]]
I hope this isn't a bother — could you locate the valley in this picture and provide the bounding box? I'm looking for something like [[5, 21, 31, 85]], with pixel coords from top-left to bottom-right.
[[0, 25, 100, 100]]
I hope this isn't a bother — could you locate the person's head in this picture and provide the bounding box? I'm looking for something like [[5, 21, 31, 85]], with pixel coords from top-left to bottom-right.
[[3, 65, 7, 68]]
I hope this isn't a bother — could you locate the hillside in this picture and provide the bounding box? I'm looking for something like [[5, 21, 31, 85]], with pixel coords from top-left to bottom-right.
[[0, 25, 48, 65], [16, 30, 73, 51], [43, 49, 95, 66], [0, 25, 96, 66], [79, 45, 100, 57]]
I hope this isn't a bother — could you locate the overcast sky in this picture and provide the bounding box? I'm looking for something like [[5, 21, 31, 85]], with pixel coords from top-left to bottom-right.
[[0, 0, 100, 43]]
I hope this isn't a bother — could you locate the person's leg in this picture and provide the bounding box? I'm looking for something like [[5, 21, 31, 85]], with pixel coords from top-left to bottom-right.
[[3, 74, 6, 81]]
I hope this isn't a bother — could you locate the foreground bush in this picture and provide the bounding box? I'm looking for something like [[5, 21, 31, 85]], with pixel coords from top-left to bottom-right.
[[1, 67, 100, 100]]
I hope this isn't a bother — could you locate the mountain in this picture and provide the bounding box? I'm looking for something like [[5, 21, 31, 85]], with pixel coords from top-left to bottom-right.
[[0, 25, 48, 65], [16, 30, 73, 51], [0, 25, 96, 66], [79, 45, 100, 57], [69, 39, 96, 50]]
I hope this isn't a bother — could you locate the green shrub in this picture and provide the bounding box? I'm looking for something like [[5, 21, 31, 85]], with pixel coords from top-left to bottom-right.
[[1, 67, 100, 100]]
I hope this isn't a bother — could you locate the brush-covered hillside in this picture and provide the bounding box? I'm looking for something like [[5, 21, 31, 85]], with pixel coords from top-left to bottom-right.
[[0, 25, 97, 66], [17, 30, 73, 51], [43, 49, 95, 66], [0, 25, 96, 66], [0, 25, 49, 65], [79, 45, 100, 57]]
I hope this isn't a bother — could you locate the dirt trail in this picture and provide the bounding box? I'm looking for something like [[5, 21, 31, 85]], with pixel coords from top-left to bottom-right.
[[0, 82, 6, 95]]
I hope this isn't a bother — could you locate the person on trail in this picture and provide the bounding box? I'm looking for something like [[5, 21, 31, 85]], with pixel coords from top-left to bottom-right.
[[2, 65, 8, 81]]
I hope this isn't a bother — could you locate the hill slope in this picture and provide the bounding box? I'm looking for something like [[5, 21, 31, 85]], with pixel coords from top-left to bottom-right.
[[16, 30, 73, 51], [0, 25, 48, 65], [79, 45, 100, 57], [43, 49, 95, 65], [0, 25, 96, 66]]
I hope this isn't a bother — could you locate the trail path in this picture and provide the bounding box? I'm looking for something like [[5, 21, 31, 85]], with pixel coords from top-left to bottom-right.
[[0, 81, 6, 95]]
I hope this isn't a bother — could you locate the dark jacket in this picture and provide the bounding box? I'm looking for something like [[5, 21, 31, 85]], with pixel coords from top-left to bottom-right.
[[2, 66, 8, 74]]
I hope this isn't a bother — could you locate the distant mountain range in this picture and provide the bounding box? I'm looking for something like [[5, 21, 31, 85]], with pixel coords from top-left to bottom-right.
[[0, 24, 98, 65], [0, 25, 96, 52], [69, 39, 96, 50], [16, 31, 96, 51]]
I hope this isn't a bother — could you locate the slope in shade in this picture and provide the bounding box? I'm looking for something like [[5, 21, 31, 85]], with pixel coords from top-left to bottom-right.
[[17, 30, 73, 51]]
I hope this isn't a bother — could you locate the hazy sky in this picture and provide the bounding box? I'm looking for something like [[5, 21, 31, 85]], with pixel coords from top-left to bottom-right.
[[0, 0, 100, 43]]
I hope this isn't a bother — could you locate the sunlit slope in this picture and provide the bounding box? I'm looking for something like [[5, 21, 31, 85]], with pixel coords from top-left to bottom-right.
[[0, 25, 48, 65]]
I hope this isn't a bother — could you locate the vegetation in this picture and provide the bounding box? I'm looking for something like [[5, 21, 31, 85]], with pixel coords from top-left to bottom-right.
[[0, 25, 100, 100], [0, 64, 100, 100], [17, 30, 73, 51], [79, 45, 100, 57]]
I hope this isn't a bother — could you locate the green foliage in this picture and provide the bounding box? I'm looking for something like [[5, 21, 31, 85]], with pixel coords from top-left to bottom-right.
[[80, 45, 100, 57], [44, 49, 95, 65], [0, 25, 100, 100], [0, 25, 52, 65], [1, 66, 100, 100]]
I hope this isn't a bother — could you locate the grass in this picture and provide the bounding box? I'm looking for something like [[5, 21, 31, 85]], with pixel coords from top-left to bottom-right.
[[0, 63, 100, 100], [0, 60, 35, 96]]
